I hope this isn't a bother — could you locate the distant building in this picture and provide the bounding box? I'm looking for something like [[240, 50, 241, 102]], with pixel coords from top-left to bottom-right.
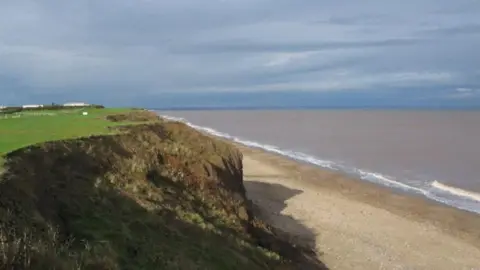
[[22, 104, 43, 109], [0, 106, 5, 110], [63, 102, 89, 107]]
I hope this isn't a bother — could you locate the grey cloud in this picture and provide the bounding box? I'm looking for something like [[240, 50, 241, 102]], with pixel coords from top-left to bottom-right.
[[311, 13, 400, 26], [419, 24, 480, 36], [0, 0, 479, 105], [433, 1, 480, 15], [172, 38, 422, 54]]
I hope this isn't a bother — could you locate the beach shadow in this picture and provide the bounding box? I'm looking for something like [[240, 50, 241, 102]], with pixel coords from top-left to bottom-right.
[[244, 179, 328, 270]]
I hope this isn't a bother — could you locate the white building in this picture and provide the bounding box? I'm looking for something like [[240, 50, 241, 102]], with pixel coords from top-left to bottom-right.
[[0, 106, 5, 110], [22, 104, 43, 109], [63, 102, 89, 107]]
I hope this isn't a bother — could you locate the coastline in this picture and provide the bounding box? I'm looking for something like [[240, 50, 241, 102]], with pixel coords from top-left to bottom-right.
[[159, 113, 480, 215], [238, 143, 480, 269]]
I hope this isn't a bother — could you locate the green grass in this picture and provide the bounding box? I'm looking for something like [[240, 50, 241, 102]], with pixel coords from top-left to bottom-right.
[[0, 107, 137, 156]]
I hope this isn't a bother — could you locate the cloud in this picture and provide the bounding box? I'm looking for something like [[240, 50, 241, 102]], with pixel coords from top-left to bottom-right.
[[0, 44, 113, 88], [0, 0, 479, 106], [172, 38, 422, 54], [456, 87, 473, 92], [312, 14, 394, 26], [440, 87, 480, 99], [263, 52, 315, 67], [419, 24, 480, 36]]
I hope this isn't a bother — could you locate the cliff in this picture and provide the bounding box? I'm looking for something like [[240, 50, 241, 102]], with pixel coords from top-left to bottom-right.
[[0, 112, 320, 269]]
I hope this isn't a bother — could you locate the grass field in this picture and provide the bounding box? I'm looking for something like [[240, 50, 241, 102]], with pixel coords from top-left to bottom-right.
[[0, 107, 136, 156]]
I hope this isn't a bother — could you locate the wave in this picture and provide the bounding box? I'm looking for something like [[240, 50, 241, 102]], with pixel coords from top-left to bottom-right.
[[432, 181, 480, 202], [159, 113, 480, 215]]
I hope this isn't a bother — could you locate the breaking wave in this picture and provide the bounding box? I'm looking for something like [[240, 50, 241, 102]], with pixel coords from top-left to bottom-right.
[[432, 181, 480, 202], [160, 114, 480, 215]]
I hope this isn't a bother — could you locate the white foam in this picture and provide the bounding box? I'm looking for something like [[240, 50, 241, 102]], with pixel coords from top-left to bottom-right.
[[432, 181, 480, 202], [161, 115, 337, 169], [159, 113, 480, 215], [354, 169, 427, 194]]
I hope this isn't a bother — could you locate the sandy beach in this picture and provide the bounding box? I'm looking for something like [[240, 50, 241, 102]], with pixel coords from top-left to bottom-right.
[[239, 144, 480, 270]]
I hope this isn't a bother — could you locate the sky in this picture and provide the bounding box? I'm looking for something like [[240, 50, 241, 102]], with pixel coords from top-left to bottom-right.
[[1, 0, 480, 108]]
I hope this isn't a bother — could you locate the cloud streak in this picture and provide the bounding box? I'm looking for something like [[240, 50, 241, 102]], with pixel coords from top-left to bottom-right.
[[172, 38, 422, 54]]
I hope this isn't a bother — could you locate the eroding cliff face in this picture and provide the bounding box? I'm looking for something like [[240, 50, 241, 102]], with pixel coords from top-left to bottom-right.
[[0, 118, 312, 269]]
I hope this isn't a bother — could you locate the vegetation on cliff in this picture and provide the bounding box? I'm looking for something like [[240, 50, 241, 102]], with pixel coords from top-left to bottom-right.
[[0, 109, 322, 269], [0, 108, 158, 156]]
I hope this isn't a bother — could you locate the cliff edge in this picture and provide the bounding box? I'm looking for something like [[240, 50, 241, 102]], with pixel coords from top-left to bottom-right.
[[0, 111, 323, 269]]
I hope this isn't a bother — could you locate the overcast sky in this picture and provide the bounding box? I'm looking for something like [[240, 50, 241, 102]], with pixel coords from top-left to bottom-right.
[[1, 0, 480, 106]]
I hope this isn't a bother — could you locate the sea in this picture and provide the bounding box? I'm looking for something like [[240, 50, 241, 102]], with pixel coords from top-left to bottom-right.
[[156, 109, 480, 215]]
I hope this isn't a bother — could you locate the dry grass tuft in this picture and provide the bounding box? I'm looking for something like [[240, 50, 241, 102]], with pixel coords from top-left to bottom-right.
[[106, 110, 160, 122]]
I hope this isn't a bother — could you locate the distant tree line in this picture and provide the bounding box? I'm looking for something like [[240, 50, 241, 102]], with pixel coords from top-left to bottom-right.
[[0, 104, 105, 115]]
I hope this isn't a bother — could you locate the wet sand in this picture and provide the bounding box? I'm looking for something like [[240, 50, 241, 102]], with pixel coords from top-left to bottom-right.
[[239, 144, 480, 270]]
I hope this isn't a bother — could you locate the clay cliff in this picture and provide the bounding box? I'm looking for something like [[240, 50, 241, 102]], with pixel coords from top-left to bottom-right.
[[0, 112, 322, 269]]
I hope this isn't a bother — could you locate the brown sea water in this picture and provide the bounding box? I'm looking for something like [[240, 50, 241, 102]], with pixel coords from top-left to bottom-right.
[[159, 110, 480, 213]]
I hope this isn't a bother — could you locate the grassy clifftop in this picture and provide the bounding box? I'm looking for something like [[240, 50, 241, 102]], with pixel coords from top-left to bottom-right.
[[0, 108, 157, 155], [0, 109, 321, 269]]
